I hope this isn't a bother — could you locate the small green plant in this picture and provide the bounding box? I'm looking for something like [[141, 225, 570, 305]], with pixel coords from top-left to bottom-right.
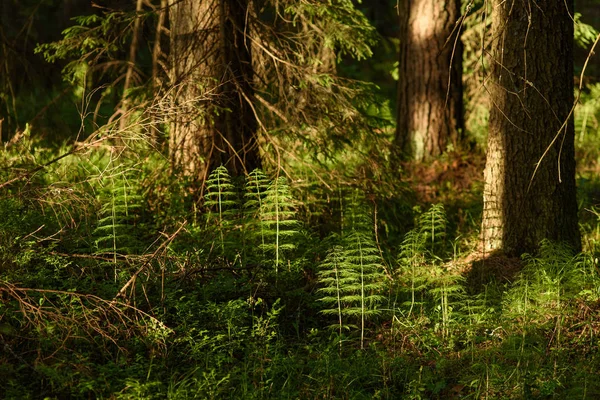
[[93, 166, 144, 280], [397, 204, 447, 315], [503, 240, 594, 328], [204, 165, 240, 257], [318, 197, 387, 349], [247, 174, 300, 274], [317, 244, 351, 346], [396, 204, 465, 338]]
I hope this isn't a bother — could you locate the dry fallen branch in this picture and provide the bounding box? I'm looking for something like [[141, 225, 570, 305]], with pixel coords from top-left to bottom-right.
[[113, 220, 187, 301], [0, 280, 173, 362]]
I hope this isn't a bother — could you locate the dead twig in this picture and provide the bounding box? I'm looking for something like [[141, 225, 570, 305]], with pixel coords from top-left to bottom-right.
[[113, 221, 187, 301]]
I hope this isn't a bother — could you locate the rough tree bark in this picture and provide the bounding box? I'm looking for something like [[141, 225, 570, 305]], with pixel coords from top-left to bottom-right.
[[482, 0, 581, 256], [395, 0, 463, 161], [213, 0, 259, 174], [168, 0, 259, 183]]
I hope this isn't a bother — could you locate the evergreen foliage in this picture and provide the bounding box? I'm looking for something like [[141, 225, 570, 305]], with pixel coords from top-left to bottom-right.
[[574, 12, 600, 49], [3, 1, 600, 399], [3, 142, 600, 398]]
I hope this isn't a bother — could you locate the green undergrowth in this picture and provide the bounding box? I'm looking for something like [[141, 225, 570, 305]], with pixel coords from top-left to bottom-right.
[[2, 142, 600, 399]]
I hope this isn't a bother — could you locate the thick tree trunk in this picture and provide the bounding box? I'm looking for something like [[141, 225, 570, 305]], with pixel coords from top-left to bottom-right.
[[395, 0, 463, 161], [213, 0, 260, 175], [168, 0, 217, 180], [168, 0, 259, 183], [482, 0, 581, 256]]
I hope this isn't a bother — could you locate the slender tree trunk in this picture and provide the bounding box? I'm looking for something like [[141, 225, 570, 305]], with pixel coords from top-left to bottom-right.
[[119, 0, 144, 131], [152, 0, 168, 93], [395, 0, 463, 161], [168, 0, 259, 183], [151, 0, 167, 142], [482, 0, 581, 256]]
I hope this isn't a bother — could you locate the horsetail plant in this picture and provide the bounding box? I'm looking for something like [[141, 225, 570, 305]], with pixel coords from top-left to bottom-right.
[[93, 167, 144, 282], [244, 169, 271, 259], [254, 175, 299, 275], [317, 244, 349, 350], [318, 198, 387, 349], [397, 204, 465, 337], [204, 166, 239, 256]]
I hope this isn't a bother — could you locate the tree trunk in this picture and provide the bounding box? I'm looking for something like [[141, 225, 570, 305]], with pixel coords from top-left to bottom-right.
[[482, 0, 581, 256], [168, 0, 217, 181], [395, 0, 463, 161], [168, 0, 259, 183], [118, 0, 144, 131], [212, 0, 260, 175]]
